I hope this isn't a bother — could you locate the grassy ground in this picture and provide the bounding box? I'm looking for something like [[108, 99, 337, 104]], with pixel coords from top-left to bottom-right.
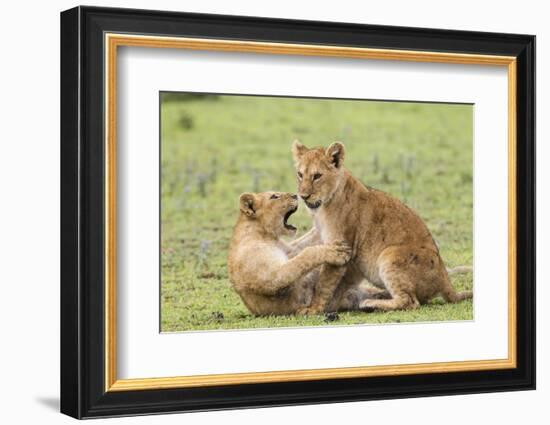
[[160, 93, 473, 332]]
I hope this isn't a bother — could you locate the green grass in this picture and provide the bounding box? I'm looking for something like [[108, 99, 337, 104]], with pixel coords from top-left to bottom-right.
[[160, 93, 473, 332]]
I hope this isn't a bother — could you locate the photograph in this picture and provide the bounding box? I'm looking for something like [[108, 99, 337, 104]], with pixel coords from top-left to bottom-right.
[[160, 92, 474, 332]]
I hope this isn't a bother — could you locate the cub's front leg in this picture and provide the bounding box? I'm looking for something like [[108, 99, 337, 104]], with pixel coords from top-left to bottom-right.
[[260, 243, 350, 296], [297, 263, 347, 315], [286, 227, 321, 257]]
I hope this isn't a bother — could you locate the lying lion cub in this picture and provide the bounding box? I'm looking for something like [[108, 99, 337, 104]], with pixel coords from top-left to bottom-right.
[[292, 141, 472, 314], [228, 191, 359, 316]]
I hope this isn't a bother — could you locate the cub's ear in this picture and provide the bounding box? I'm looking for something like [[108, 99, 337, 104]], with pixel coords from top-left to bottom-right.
[[291, 140, 308, 164], [326, 142, 345, 168], [239, 193, 257, 218]]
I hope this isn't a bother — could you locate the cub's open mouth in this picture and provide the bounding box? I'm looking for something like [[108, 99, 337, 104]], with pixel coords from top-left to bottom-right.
[[305, 200, 322, 210], [283, 207, 298, 231]]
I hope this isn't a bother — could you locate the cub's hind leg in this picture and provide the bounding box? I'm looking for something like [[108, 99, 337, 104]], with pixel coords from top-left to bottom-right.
[[359, 284, 420, 312], [359, 246, 426, 312], [361, 285, 392, 300]]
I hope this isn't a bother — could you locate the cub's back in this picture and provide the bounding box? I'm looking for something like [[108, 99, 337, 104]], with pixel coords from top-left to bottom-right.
[[354, 180, 438, 251]]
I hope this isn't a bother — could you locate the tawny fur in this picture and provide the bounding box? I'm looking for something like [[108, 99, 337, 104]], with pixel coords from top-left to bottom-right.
[[291, 141, 473, 314], [227, 191, 356, 316]]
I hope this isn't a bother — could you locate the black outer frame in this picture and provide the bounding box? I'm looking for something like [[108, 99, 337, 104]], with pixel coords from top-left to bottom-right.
[[60, 5, 536, 419]]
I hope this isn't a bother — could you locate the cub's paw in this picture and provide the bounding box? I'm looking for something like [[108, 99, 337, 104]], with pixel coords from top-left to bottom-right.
[[324, 312, 340, 322], [359, 300, 376, 313], [324, 242, 351, 266], [296, 306, 323, 316]]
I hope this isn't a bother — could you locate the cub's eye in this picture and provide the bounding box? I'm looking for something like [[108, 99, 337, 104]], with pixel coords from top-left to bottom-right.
[[270, 194, 279, 200], [297, 172, 303, 180], [313, 173, 322, 180]]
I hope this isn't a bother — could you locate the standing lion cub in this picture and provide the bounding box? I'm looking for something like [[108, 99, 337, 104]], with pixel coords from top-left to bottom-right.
[[292, 140, 472, 314], [228, 191, 357, 316]]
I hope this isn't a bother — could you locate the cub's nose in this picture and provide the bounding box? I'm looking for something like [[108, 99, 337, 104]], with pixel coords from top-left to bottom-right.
[[300, 194, 311, 201], [291, 194, 298, 200]]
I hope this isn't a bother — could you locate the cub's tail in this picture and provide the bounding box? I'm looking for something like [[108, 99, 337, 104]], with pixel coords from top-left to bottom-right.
[[442, 265, 473, 302], [446, 265, 473, 276]]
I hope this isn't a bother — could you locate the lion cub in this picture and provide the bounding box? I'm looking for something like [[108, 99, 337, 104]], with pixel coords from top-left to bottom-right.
[[228, 191, 352, 316], [292, 141, 472, 314]]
